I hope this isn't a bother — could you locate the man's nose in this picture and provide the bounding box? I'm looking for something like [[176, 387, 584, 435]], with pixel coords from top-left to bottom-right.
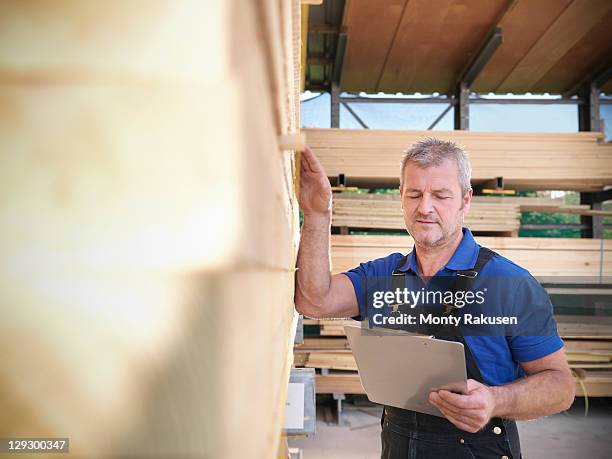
[[417, 194, 434, 215]]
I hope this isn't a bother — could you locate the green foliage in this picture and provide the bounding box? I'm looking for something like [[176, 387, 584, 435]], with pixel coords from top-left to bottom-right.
[[519, 191, 577, 238], [519, 191, 611, 239], [519, 212, 581, 238]]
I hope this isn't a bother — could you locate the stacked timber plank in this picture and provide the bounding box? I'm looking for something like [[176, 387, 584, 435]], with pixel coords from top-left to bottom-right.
[[294, 322, 364, 394], [473, 196, 612, 217], [298, 318, 612, 397], [331, 235, 612, 279], [304, 318, 356, 336], [297, 320, 356, 370], [305, 128, 612, 191], [0, 2, 301, 458], [557, 315, 612, 340], [333, 193, 520, 235], [572, 370, 612, 397], [552, 316, 612, 397], [472, 196, 565, 206], [316, 373, 366, 395]]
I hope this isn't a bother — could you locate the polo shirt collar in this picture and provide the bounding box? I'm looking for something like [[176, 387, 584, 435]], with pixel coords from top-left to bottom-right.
[[396, 227, 479, 273]]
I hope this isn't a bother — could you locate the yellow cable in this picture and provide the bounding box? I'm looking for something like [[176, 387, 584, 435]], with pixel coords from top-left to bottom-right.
[[572, 369, 589, 417]]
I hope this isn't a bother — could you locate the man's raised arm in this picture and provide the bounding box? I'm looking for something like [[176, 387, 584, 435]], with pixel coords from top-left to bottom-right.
[[294, 147, 359, 319]]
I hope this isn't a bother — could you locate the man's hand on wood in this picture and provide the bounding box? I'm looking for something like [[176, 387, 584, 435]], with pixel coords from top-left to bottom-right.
[[298, 147, 332, 218]]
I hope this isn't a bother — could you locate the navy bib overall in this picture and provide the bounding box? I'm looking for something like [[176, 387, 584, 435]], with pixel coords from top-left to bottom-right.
[[380, 247, 522, 459]]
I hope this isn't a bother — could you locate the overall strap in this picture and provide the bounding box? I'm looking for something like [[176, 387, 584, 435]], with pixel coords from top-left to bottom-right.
[[450, 246, 496, 315], [392, 255, 410, 275], [390, 246, 498, 382], [436, 246, 497, 383], [390, 255, 410, 304]]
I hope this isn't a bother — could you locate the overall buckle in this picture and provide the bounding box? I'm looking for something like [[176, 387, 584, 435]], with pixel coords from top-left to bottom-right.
[[457, 270, 478, 278]]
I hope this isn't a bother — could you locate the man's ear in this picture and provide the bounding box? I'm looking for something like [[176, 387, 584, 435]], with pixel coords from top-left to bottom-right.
[[463, 188, 473, 212]]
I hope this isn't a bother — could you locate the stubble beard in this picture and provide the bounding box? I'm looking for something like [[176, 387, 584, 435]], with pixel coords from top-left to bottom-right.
[[406, 205, 465, 248]]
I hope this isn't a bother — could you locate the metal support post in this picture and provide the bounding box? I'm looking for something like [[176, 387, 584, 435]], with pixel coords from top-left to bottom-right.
[[580, 193, 604, 239], [454, 82, 469, 130], [578, 80, 603, 238], [332, 392, 346, 425], [578, 82, 601, 132], [331, 82, 340, 128]]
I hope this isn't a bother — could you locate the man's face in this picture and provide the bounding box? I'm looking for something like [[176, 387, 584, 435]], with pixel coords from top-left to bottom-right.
[[400, 159, 471, 247]]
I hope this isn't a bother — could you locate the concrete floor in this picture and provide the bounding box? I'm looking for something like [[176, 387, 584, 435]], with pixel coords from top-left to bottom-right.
[[289, 397, 612, 459]]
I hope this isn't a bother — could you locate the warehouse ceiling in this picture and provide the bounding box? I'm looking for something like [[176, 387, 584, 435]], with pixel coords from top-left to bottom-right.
[[304, 0, 612, 95]]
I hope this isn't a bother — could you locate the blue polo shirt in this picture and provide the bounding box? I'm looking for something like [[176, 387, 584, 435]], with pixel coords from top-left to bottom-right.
[[343, 228, 564, 386]]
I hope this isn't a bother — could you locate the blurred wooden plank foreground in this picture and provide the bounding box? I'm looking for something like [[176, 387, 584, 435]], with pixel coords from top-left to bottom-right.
[[0, 1, 301, 458]]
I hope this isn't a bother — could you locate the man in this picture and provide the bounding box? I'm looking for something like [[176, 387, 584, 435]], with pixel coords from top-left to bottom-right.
[[294, 138, 575, 459]]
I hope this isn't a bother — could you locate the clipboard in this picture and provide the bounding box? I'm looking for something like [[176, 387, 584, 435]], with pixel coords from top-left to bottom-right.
[[345, 324, 467, 417]]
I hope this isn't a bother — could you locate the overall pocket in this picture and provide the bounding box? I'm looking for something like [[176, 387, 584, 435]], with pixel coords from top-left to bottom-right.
[[381, 423, 412, 459]]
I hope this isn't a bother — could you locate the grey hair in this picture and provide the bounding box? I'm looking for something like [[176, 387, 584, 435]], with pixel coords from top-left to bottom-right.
[[400, 137, 472, 196]]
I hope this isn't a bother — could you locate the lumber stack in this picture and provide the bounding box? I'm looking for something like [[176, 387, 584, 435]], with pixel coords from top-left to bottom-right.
[[557, 316, 612, 340], [331, 235, 612, 279], [566, 349, 612, 368], [0, 2, 301, 458], [309, 361, 612, 397], [474, 196, 612, 217], [302, 319, 357, 337], [473, 196, 566, 207], [557, 316, 612, 397], [295, 320, 363, 393], [333, 193, 520, 235], [305, 128, 612, 191], [304, 351, 357, 371], [294, 326, 363, 394], [519, 204, 612, 217], [304, 318, 356, 335], [298, 318, 612, 397], [573, 371, 612, 397]]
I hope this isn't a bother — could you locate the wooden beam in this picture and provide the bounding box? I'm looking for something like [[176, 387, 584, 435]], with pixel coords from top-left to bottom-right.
[[316, 373, 366, 394], [298, 337, 351, 350]]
